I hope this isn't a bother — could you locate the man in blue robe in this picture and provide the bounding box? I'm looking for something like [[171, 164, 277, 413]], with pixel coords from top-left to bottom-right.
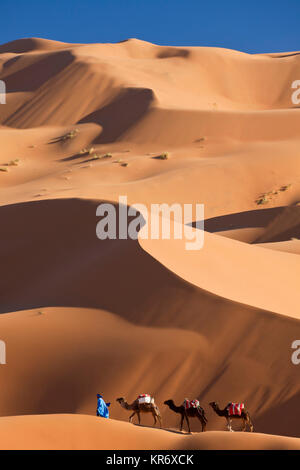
[[97, 394, 111, 418]]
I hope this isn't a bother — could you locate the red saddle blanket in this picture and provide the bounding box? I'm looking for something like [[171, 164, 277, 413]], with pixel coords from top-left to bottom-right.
[[227, 403, 245, 416], [183, 399, 200, 409]]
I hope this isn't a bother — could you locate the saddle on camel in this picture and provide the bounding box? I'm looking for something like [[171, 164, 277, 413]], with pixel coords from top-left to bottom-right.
[[164, 398, 207, 432], [116, 394, 162, 427]]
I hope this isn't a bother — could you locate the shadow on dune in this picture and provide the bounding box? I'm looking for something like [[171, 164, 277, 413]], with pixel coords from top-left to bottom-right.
[[0, 38, 64, 54], [59, 152, 88, 162], [270, 52, 300, 59], [0, 197, 299, 326], [78, 87, 155, 143], [133, 423, 186, 434], [0, 197, 291, 326], [254, 391, 300, 437], [199, 208, 282, 232], [157, 48, 190, 59], [0, 198, 194, 319], [2, 50, 74, 94], [192, 205, 300, 243]]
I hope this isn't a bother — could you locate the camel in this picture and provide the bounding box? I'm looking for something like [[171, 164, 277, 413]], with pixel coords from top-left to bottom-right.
[[164, 399, 207, 433], [116, 397, 162, 427], [209, 402, 254, 432]]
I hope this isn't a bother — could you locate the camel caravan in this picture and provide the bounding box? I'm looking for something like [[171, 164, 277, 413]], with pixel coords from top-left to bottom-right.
[[114, 394, 254, 433]]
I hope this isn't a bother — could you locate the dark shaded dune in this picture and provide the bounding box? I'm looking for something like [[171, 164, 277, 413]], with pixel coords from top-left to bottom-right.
[[254, 390, 300, 437], [2, 50, 74, 93], [267, 52, 300, 59], [156, 47, 190, 59], [195, 206, 300, 244], [0, 197, 213, 318], [199, 207, 283, 233], [1, 59, 115, 128], [0, 38, 70, 54], [254, 205, 300, 243], [79, 87, 155, 143], [0, 197, 188, 317], [1, 55, 22, 70]]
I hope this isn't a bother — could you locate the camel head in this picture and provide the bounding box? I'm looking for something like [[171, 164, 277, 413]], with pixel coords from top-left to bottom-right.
[[164, 399, 173, 407], [116, 397, 124, 404], [209, 401, 218, 410]]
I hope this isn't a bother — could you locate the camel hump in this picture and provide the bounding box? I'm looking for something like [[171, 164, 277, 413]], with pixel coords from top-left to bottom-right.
[[137, 394, 154, 404], [227, 402, 245, 416]]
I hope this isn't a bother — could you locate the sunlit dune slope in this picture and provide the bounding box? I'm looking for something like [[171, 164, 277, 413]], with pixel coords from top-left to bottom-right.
[[0, 415, 300, 450]]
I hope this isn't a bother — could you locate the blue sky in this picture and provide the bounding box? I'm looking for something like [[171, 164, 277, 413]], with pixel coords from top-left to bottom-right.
[[1, 0, 299, 54]]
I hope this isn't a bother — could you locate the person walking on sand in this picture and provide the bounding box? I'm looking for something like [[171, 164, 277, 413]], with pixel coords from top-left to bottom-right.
[[96, 393, 111, 418]]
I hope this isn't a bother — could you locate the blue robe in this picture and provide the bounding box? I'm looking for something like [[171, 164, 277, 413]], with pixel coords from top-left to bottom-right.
[[97, 396, 110, 418]]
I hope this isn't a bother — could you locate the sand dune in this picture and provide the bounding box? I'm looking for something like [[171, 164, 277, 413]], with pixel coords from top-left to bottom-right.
[[140, 217, 300, 318], [0, 37, 300, 449], [2, 38, 300, 133], [0, 200, 299, 436], [0, 415, 299, 450]]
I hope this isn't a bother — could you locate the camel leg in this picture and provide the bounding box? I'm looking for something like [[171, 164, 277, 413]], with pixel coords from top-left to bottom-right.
[[129, 411, 136, 424], [242, 418, 247, 432], [247, 414, 254, 432], [197, 413, 206, 432], [226, 417, 234, 432], [158, 414, 162, 429], [185, 413, 191, 433], [152, 411, 157, 427], [179, 414, 184, 432], [137, 412, 141, 425], [154, 411, 162, 428]]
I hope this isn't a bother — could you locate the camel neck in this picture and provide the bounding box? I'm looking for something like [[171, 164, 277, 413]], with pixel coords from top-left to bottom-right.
[[169, 402, 181, 413], [122, 401, 130, 410], [214, 407, 224, 416]]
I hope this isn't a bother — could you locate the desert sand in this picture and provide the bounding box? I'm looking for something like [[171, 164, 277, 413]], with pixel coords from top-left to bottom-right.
[[0, 37, 299, 449], [0, 415, 300, 450]]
